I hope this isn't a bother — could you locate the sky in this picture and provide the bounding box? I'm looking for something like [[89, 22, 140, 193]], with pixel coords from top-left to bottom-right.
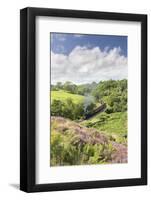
[[50, 33, 127, 84]]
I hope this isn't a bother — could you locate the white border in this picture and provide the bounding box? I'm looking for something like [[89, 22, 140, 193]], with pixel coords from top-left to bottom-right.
[[36, 16, 141, 184]]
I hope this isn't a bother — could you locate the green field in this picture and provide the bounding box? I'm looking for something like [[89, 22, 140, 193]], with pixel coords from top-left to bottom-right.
[[51, 90, 84, 104]]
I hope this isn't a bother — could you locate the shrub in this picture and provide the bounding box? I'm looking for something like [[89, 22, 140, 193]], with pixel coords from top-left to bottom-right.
[[51, 98, 85, 120], [105, 106, 113, 114], [50, 130, 115, 166]]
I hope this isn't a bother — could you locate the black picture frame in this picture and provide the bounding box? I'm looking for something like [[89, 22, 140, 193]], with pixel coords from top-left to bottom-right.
[[20, 7, 147, 193]]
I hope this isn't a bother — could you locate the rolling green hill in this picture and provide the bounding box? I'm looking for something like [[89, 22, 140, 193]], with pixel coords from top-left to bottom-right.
[[51, 90, 84, 104]]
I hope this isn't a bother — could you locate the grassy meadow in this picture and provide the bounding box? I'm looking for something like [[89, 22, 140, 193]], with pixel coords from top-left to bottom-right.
[[51, 90, 84, 104]]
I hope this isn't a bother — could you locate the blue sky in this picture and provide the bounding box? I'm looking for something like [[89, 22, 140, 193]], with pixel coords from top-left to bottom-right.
[[50, 33, 128, 84], [51, 33, 127, 57]]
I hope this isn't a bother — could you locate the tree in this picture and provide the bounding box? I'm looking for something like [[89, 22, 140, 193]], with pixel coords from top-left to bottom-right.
[[51, 100, 64, 116], [56, 82, 62, 89]]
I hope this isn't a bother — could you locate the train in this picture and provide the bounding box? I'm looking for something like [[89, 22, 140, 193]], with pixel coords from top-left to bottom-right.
[[84, 103, 106, 120]]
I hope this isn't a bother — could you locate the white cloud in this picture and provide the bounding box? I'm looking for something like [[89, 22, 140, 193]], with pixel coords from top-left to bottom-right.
[[51, 46, 127, 84]]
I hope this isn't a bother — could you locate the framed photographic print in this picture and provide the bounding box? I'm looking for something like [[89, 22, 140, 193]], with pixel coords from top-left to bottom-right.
[[20, 7, 147, 192]]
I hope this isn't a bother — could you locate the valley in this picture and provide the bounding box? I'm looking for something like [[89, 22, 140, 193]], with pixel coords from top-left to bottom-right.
[[50, 79, 128, 166]]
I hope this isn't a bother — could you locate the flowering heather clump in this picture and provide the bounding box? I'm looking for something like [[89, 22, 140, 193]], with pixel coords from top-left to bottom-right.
[[50, 117, 127, 166]]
